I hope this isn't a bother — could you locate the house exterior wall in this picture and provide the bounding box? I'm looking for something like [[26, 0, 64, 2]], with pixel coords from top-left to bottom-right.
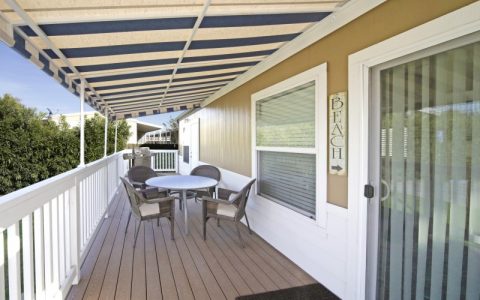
[[195, 0, 474, 208]]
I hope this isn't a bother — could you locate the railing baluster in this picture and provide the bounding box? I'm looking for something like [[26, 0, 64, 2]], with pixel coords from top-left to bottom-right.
[[64, 191, 71, 278], [87, 175, 91, 237], [51, 197, 60, 295], [34, 207, 45, 300], [81, 179, 85, 249], [22, 214, 35, 300], [71, 179, 80, 284], [7, 223, 21, 300], [43, 201, 53, 299], [58, 193, 66, 284]]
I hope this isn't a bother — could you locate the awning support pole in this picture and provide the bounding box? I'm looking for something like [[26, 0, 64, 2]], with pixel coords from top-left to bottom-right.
[[104, 107, 108, 157], [114, 122, 118, 153], [104, 106, 109, 219], [79, 80, 85, 167]]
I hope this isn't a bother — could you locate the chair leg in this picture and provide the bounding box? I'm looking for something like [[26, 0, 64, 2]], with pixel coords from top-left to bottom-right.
[[125, 211, 131, 234], [134, 221, 141, 248], [235, 222, 245, 248], [157, 217, 160, 227], [217, 219, 220, 227], [202, 202, 207, 240], [244, 212, 252, 234]]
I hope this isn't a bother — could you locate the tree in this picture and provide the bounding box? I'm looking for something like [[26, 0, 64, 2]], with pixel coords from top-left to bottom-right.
[[0, 94, 130, 195], [83, 113, 130, 163], [163, 117, 179, 144]]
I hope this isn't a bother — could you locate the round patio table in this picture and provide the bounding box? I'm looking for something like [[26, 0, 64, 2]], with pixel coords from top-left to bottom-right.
[[146, 175, 218, 235]]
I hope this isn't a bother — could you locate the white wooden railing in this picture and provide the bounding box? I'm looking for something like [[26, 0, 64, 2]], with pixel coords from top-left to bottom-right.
[[150, 150, 178, 173], [0, 152, 129, 300]]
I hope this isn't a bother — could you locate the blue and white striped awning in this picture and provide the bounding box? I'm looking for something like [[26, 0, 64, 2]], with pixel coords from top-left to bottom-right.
[[0, 0, 342, 119]]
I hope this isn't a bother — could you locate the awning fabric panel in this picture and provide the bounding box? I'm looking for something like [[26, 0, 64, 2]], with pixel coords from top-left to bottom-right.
[[0, 0, 341, 119]]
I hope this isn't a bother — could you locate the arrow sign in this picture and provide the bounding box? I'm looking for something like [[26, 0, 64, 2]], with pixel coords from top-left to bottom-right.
[[331, 165, 343, 172]]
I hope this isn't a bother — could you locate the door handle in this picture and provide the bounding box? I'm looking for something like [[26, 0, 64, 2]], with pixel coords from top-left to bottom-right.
[[381, 179, 390, 202]]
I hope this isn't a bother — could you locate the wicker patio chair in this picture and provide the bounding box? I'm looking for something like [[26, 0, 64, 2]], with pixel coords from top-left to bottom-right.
[[121, 177, 175, 246], [127, 165, 167, 199], [171, 165, 221, 210], [202, 179, 256, 248], [190, 165, 221, 201]]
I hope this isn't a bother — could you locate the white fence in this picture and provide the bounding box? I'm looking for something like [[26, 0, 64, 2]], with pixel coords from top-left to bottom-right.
[[150, 150, 178, 173], [0, 152, 128, 300]]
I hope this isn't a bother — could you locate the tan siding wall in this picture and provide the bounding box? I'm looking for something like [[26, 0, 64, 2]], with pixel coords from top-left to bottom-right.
[[197, 0, 475, 208]]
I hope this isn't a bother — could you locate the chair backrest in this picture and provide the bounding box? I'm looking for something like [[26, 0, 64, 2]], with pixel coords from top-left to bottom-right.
[[120, 177, 142, 219], [190, 165, 221, 181], [232, 179, 256, 221], [127, 166, 157, 184]]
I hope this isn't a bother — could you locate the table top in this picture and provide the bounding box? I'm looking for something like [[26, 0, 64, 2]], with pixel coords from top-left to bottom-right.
[[146, 175, 218, 190]]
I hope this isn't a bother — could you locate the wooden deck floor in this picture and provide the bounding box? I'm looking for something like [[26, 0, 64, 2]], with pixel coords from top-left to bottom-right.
[[67, 187, 316, 300]]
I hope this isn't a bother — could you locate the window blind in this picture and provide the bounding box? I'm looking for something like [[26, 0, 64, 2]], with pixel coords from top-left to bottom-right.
[[258, 151, 316, 217], [256, 81, 315, 148]]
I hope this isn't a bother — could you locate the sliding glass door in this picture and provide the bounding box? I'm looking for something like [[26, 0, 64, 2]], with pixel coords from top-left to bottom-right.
[[370, 38, 480, 299]]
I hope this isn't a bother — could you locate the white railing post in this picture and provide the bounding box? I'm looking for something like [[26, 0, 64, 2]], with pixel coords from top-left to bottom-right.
[[70, 177, 81, 284]]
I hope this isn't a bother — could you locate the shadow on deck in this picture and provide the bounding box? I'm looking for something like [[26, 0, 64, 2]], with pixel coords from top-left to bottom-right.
[[67, 187, 316, 300]]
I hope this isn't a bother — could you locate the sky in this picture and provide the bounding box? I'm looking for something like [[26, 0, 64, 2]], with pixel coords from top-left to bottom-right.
[[0, 43, 181, 125]]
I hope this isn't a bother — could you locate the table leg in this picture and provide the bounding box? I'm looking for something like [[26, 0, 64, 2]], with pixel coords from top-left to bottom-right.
[[182, 190, 188, 235]]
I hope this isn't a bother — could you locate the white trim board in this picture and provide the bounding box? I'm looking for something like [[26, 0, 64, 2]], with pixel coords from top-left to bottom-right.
[[346, 2, 480, 300], [201, 0, 386, 108]]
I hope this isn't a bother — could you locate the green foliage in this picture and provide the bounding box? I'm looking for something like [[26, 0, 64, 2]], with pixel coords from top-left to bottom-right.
[[0, 94, 130, 195], [84, 113, 130, 163], [163, 117, 179, 144]]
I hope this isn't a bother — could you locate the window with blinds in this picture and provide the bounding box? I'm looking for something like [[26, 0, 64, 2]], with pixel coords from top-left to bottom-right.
[[255, 81, 317, 218]]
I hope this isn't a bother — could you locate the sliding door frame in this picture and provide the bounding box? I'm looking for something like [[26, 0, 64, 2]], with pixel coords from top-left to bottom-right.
[[345, 2, 480, 299]]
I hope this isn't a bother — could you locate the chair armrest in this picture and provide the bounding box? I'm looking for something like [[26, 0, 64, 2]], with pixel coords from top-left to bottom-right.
[[131, 181, 146, 189], [217, 188, 237, 200], [201, 196, 231, 205]]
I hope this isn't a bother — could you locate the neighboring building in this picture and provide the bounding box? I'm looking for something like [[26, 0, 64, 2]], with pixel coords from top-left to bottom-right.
[[137, 129, 173, 145], [49, 112, 162, 146]]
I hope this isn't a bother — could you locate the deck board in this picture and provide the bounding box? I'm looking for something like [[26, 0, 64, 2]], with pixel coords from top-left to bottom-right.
[[67, 188, 316, 300]]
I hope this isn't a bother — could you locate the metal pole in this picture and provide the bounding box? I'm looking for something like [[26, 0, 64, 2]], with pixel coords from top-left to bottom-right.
[[104, 107, 108, 157], [114, 122, 118, 153], [79, 80, 85, 166]]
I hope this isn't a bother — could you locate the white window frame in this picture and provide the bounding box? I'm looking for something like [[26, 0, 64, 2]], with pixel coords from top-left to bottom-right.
[[251, 63, 328, 228]]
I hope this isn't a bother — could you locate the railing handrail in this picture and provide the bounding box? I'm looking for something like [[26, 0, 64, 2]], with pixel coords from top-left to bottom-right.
[[149, 149, 178, 153], [0, 152, 123, 230]]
